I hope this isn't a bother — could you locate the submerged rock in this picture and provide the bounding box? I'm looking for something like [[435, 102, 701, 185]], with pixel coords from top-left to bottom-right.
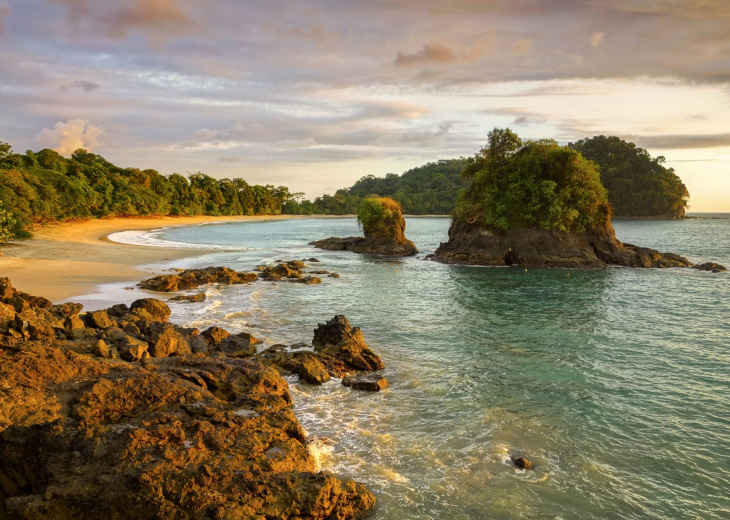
[[693, 262, 727, 273], [342, 372, 388, 392], [511, 456, 533, 470], [168, 292, 207, 303], [139, 266, 258, 292], [430, 219, 693, 269]]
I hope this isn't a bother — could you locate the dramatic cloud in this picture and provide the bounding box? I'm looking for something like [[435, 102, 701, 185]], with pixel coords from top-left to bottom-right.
[[0, 0, 729, 208], [61, 80, 100, 92], [35, 119, 106, 154]]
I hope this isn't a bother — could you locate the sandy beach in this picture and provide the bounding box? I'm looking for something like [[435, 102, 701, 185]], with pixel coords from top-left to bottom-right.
[[0, 215, 303, 303]]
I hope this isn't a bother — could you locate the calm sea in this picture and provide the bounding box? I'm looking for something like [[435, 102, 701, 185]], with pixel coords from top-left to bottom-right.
[[102, 215, 730, 519]]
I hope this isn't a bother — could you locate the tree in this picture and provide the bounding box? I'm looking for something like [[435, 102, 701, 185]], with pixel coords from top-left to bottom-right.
[[456, 128, 611, 233], [570, 136, 689, 218], [0, 202, 15, 245]]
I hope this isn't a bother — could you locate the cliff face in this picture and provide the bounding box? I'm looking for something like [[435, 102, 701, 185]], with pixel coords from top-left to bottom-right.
[[429, 218, 692, 269]]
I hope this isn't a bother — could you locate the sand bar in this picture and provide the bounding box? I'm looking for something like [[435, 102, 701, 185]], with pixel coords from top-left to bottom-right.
[[0, 215, 304, 302]]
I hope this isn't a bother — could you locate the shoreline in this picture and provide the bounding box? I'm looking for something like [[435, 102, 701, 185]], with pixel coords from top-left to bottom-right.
[[0, 214, 306, 303]]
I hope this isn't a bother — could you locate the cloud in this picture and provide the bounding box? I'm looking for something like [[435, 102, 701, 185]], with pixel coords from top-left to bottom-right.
[[34, 119, 106, 154], [514, 115, 547, 125], [629, 132, 730, 149], [512, 39, 533, 56], [394, 43, 457, 67], [593, 0, 730, 18], [52, 0, 195, 40], [0, 3, 11, 36], [590, 31, 604, 47], [61, 80, 100, 92]]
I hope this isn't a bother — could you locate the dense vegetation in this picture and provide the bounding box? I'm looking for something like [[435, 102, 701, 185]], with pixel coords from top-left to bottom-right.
[[456, 128, 611, 233], [283, 158, 468, 215], [357, 197, 403, 238], [570, 136, 689, 218], [0, 142, 290, 238], [0, 202, 14, 244]]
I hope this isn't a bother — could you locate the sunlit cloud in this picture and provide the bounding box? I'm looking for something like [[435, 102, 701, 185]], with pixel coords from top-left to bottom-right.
[[35, 118, 106, 154]]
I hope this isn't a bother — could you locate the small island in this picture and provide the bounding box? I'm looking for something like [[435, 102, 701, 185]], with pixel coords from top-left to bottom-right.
[[430, 129, 693, 269], [310, 197, 418, 256]]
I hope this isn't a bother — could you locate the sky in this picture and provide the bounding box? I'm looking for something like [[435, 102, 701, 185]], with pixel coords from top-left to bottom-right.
[[0, 0, 729, 211]]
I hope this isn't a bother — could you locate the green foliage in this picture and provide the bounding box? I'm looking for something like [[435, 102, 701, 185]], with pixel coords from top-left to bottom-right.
[[457, 128, 611, 233], [0, 142, 286, 235], [570, 136, 689, 218], [0, 200, 15, 244], [283, 158, 468, 215], [357, 197, 402, 237]]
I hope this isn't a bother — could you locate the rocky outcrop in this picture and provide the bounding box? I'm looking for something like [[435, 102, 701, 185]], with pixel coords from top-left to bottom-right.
[[310, 236, 418, 256], [0, 280, 380, 519], [311, 198, 417, 256], [693, 262, 727, 273], [139, 266, 259, 292], [429, 218, 693, 269], [342, 372, 388, 392]]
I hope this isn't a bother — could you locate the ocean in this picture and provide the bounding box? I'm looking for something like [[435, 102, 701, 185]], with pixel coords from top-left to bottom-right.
[[98, 215, 730, 519]]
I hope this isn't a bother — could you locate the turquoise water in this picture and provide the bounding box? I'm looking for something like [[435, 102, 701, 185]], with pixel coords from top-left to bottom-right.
[[131, 216, 729, 519]]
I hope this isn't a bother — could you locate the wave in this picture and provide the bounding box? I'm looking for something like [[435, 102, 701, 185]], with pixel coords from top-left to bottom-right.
[[107, 229, 241, 250]]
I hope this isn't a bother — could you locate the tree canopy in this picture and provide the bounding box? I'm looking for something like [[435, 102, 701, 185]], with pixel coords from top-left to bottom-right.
[[570, 136, 689, 218], [357, 196, 403, 238], [283, 158, 468, 215], [456, 128, 611, 233], [0, 143, 289, 238]]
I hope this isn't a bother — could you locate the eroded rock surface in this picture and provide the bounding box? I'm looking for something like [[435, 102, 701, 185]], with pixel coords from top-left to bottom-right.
[[0, 279, 378, 519], [430, 219, 693, 269]]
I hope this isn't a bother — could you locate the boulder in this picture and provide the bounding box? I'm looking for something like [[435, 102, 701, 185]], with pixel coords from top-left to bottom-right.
[[50, 302, 83, 318], [145, 324, 191, 357], [201, 326, 230, 346], [130, 299, 171, 323], [0, 277, 14, 300], [342, 372, 388, 392], [313, 315, 365, 347], [83, 310, 115, 330], [168, 293, 207, 303], [0, 303, 15, 332], [139, 273, 179, 292], [298, 354, 330, 385], [310, 236, 418, 256], [64, 315, 86, 339], [18, 308, 64, 340], [116, 335, 149, 362], [92, 339, 109, 358], [218, 336, 256, 358], [237, 331, 261, 345]]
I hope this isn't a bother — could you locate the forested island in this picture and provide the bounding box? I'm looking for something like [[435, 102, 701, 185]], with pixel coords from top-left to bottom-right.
[[0, 133, 691, 241], [430, 128, 692, 269]]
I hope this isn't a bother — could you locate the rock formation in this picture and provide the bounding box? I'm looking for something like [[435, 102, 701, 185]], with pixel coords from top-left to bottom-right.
[[429, 219, 693, 269], [310, 197, 418, 256], [0, 277, 379, 519]]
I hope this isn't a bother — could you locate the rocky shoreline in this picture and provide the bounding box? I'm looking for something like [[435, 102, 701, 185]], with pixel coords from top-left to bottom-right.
[[310, 236, 418, 256], [0, 272, 382, 519]]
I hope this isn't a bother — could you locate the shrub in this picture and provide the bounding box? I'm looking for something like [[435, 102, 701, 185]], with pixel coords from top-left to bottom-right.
[[357, 197, 403, 237], [0, 202, 16, 244]]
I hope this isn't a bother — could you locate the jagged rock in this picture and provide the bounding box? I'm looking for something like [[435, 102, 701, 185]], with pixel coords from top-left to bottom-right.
[[291, 276, 322, 284], [106, 303, 130, 317], [83, 309, 114, 330], [5, 296, 28, 313], [64, 315, 86, 339], [328, 273, 341, 278], [201, 326, 230, 346], [0, 277, 13, 300], [116, 335, 149, 362], [0, 303, 15, 332], [431, 219, 693, 269], [130, 298, 171, 323], [305, 257, 321, 262], [50, 302, 83, 318], [313, 315, 365, 347], [168, 293, 207, 303], [92, 339, 109, 358], [693, 262, 727, 273], [218, 336, 255, 358], [298, 354, 330, 385], [123, 322, 140, 335], [237, 331, 260, 345], [145, 323, 191, 358], [18, 308, 64, 340], [342, 372, 388, 392]]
